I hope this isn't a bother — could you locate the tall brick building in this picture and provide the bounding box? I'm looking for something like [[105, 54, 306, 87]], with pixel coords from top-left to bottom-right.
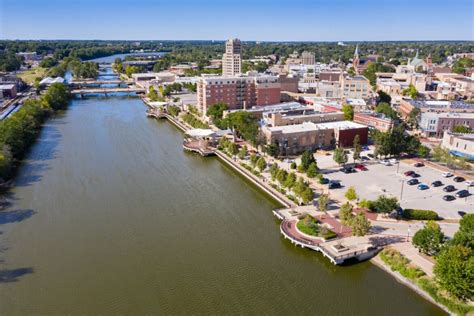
[[197, 75, 281, 114]]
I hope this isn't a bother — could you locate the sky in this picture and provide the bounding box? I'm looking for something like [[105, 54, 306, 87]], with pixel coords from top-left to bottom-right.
[[1, 0, 473, 41]]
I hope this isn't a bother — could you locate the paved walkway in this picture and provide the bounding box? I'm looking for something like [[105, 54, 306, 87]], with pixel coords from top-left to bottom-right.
[[391, 242, 435, 277]]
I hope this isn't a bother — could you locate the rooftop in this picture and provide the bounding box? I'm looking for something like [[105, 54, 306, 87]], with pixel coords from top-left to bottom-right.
[[267, 120, 366, 134]]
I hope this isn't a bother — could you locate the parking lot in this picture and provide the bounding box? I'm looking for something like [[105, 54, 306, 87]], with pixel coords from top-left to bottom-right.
[[322, 159, 473, 220]]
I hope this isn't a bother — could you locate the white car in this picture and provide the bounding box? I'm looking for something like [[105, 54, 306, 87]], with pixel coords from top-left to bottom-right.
[[380, 159, 392, 166], [442, 172, 453, 178], [466, 180, 474, 187], [389, 158, 398, 164]]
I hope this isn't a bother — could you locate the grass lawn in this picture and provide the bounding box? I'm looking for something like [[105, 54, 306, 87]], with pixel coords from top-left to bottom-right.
[[297, 215, 337, 240], [17, 67, 48, 84]]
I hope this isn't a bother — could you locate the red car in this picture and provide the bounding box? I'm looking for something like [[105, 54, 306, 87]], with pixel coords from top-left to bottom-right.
[[404, 170, 415, 176], [354, 163, 368, 171]]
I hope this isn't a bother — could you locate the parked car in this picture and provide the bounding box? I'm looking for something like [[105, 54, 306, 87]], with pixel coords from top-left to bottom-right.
[[328, 182, 342, 189], [417, 184, 429, 190], [414, 162, 425, 167], [456, 190, 470, 198], [431, 180, 443, 187], [442, 172, 453, 178], [380, 159, 391, 166], [410, 173, 421, 178], [354, 163, 367, 171], [404, 170, 415, 176], [389, 158, 398, 164], [466, 180, 474, 187], [368, 153, 375, 159], [407, 179, 419, 185], [443, 195, 456, 201], [453, 176, 465, 183], [443, 185, 456, 192], [319, 178, 330, 184], [340, 167, 356, 174], [360, 156, 370, 161]]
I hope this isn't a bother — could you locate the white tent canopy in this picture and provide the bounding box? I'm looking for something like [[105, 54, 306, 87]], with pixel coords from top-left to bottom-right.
[[185, 129, 216, 138]]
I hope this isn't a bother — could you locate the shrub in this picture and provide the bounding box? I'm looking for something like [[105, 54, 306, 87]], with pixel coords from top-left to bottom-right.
[[402, 209, 438, 220], [290, 162, 297, 169]]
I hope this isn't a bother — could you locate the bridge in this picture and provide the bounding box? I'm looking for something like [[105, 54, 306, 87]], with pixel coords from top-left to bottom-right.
[[70, 87, 146, 97], [69, 79, 132, 86]]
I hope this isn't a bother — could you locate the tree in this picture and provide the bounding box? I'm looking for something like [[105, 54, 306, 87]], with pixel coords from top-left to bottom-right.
[[434, 245, 473, 301], [342, 104, 354, 121], [269, 163, 279, 181], [256, 157, 267, 172], [452, 125, 471, 134], [276, 169, 288, 186], [402, 84, 419, 99], [227, 142, 238, 156], [375, 102, 398, 120], [300, 150, 316, 171], [318, 194, 329, 213], [290, 162, 297, 169], [292, 177, 306, 196], [265, 143, 279, 157], [42, 83, 70, 111], [206, 102, 228, 125], [250, 154, 258, 167], [412, 221, 445, 256], [345, 186, 358, 201], [339, 202, 354, 226], [284, 172, 297, 188], [306, 162, 319, 178], [238, 145, 248, 160], [417, 145, 430, 158], [333, 147, 348, 166], [370, 195, 399, 213], [353, 135, 362, 162], [451, 214, 474, 250], [147, 86, 160, 101], [363, 62, 395, 86], [407, 107, 421, 128], [224, 111, 259, 145], [301, 187, 314, 205], [377, 90, 391, 104], [351, 213, 371, 236]]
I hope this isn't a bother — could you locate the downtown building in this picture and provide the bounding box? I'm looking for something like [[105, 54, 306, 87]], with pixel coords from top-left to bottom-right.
[[197, 74, 281, 114], [222, 38, 242, 76]]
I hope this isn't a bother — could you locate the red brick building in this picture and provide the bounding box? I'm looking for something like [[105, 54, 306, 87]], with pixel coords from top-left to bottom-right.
[[354, 112, 394, 132], [197, 75, 281, 114]]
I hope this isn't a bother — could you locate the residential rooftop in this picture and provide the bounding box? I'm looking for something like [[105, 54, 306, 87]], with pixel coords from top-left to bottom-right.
[[267, 120, 366, 134]]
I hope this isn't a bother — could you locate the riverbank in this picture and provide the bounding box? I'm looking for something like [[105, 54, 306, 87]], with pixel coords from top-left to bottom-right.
[[144, 101, 460, 314]]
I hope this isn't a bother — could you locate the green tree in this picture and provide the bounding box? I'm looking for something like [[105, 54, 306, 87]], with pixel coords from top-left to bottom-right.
[[238, 145, 248, 160], [265, 143, 279, 157], [250, 153, 258, 167], [375, 102, 399, 120], [300, 150, 316, 171], [227, 142, 238, 156], [407, 107, 421, 128], [256, 157, 267, 172], [301, 187, 314, 204], [333, 147, 348, 166], [351, 213, 371, 236], [402, 84, 419, 99], [412, 221, 445, 256], [284, 172, 297, 188], [434, 245, 473, 301], [339, 202, 354, 226], [206, 102, 228, 126], [342, 104, 354, 121], [290, 162, 297, 169], [292, 177, 306, 196], [417, 145, 430, 158], [269, 163, 279, 181], [370, 195, 399, 213], [224, 111, 259, 145], [353, 135, 362, 162], [345, 186, 358, 201], [377, 90, 392, 104], [318, 193, 329, 213], [452, 125, 471, 134], [42, 83, 70, 111], [276, 169, 288, 186], [451, 214, 474, 250], [306, 162, 319, 178]]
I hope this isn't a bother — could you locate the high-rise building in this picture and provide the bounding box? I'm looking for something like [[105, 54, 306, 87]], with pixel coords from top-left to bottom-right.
[[197, 74, 281, 114], [301, 51, 315, 65], [222, 38, 242, 76]]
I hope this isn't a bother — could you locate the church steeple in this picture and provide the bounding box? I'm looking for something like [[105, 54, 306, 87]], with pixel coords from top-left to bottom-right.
[[353, 44, 360, 75], [354, 44, 359, 59]]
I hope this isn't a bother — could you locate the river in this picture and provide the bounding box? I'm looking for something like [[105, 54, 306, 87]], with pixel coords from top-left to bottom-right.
[[0, 68, 445, 314]]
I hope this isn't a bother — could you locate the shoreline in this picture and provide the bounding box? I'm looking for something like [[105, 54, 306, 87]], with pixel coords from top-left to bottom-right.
[[371, 255, 453, 315], [145, 100, 456, 314]]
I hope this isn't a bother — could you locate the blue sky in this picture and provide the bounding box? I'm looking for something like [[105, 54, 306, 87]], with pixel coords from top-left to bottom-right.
[[1, 0, 473, 41]]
